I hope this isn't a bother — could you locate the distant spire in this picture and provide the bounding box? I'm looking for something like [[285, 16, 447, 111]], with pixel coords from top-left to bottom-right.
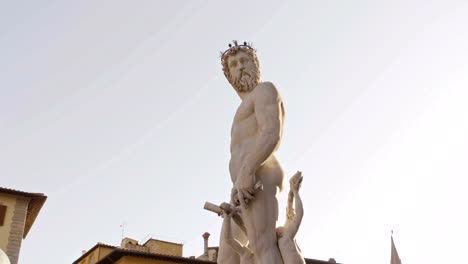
[[390, 232, 402, 264]]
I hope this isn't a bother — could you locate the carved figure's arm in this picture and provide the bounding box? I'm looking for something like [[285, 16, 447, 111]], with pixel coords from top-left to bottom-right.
[[285, 172, 304, 239], [288, 189, 304, 238], [236, 82, 283, 198], [222, 211, 249, 255], [285, 189, 295, 226], [221, 200, 248, 235]]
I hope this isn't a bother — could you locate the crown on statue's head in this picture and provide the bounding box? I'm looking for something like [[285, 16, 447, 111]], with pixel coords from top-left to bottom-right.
[[221, 40, 255, 62]]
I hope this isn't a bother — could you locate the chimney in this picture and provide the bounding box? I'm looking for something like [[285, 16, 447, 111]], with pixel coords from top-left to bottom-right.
[[202, 232, 210, 256], [121, 237, 139, 248]]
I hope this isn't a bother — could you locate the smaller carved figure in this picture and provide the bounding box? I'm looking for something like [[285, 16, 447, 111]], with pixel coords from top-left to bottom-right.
[[221, 207, 256, 264], [276, 171, 306, 264]]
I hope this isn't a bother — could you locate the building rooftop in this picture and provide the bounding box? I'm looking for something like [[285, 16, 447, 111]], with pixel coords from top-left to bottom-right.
[[0, 187, 47, 238], [95, 247, 216, 264], [74, 239, 340, 264], [72, 243, 116, 264]]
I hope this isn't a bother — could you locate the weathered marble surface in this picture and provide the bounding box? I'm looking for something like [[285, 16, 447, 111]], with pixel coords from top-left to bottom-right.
[[277, 172, 306, 264], [0, 249, 11, 264], [207, 172, 306, 264], [218, 42, 285, 264], [204, 42, 308, 264]]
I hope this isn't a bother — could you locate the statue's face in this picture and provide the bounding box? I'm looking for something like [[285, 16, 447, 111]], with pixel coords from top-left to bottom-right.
[[227, 51, 259, 93]]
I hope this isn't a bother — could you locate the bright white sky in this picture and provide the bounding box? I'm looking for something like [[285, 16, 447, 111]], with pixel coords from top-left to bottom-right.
[[1, 1, 467, 263]]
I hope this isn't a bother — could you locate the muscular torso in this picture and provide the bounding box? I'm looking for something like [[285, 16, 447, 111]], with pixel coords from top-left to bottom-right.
[[229, 82, 285, 188]]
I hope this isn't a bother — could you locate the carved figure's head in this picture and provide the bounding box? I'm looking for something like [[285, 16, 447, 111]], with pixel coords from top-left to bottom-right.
[[221, 41, 260, 93]]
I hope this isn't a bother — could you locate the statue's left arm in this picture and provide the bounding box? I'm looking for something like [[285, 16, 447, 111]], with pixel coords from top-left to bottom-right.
[[236, 82, 283, 202]]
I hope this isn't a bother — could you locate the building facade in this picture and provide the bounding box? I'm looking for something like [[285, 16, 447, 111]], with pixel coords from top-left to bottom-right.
[[0, 187, 47, 264]]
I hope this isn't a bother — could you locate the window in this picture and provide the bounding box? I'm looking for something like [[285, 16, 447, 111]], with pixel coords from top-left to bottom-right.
[[0, 205, 6, 226]]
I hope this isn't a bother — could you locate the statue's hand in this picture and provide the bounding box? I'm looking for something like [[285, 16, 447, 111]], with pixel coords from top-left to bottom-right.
[[230, 206, 241, 217], [290, 171, 303, 193], [235, 168, 256, 207]]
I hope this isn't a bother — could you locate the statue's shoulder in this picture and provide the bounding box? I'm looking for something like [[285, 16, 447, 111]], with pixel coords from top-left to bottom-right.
[[255, 82, 280, 100], [257, 81, 278, 92]]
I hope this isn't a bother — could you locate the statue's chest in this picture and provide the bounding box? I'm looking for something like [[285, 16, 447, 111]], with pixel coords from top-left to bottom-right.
[[234, 100, 255, 121]]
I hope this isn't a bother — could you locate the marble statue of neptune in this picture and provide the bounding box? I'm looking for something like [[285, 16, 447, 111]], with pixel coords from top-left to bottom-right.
[[218, 41, 285, 264]]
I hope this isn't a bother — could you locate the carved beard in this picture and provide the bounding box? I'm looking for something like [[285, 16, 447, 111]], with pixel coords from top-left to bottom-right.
[[232, 70, 258, 93]]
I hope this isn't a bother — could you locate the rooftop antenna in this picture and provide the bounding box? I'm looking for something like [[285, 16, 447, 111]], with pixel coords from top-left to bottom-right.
[[120, 222, 126, 240]]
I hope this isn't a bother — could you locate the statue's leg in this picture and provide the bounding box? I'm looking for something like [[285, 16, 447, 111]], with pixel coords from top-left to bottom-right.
[[242, 184, 284, 264], [218, 217, 247, 264]]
